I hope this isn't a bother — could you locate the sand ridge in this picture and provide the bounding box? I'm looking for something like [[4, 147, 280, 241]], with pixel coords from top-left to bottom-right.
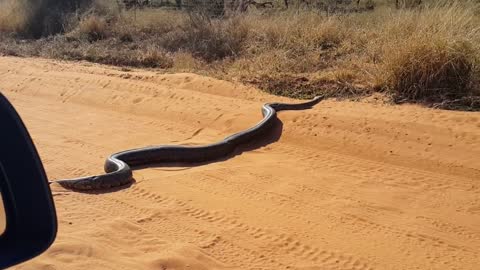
[[0, 56, 479, 270]]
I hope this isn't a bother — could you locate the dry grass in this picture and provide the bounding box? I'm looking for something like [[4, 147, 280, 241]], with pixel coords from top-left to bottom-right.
[[77, 16, 109, 41], [159, 14, 250, 61], [0, 0, 97, 37], [0, 0, 479, 110], [0, 0, 29, 33], [383, 36, 476, 101], [370, 1, 480, 103]]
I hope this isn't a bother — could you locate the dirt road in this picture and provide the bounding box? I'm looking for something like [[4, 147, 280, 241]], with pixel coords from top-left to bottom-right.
[[1, 57, 479, 270]]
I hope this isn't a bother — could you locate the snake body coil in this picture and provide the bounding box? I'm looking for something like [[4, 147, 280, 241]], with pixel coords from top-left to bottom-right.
[[54, 96, 323, 190]]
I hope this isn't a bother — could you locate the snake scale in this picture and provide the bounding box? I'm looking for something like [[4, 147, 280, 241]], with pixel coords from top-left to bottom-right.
[[52, 96, 323, 190]]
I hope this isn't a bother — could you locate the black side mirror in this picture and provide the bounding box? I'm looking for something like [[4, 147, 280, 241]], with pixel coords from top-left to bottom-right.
[[0, 93, 57, 269]]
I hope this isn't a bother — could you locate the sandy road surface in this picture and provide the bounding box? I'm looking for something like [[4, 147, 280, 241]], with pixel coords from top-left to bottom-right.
[[1, 56, 479, 270]]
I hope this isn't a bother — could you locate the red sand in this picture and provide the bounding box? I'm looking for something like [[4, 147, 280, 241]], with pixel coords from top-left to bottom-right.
[[1, 56, 479, 270]]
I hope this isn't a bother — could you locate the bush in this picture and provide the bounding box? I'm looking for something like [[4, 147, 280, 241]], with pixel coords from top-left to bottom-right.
[[139, 47, 174, 68], [365, 0, 376, 10], [78, 16, 108, 41], [160, 14, 249, 61], [184, 0, 225, 17], [0, 0, 94, 38], [383, 37, 477, 102], [374, 2, 480, 104], [0, 0, 29, 33]]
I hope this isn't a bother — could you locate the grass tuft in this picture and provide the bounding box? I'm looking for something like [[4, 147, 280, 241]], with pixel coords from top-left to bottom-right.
[[77, 16, 109, 41], [383, 37, 476, 102]]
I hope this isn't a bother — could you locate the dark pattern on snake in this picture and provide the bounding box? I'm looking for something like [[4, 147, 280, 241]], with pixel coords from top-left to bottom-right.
[[52, 96, 323, 190]]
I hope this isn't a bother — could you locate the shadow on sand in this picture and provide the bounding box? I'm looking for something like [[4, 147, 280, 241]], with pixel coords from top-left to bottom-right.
[[74, 118, 284, 195]]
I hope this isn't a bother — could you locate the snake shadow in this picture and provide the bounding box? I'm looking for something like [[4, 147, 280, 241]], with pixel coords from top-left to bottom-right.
[[136, 118, 284, 171], [78, 118, 283, 195]]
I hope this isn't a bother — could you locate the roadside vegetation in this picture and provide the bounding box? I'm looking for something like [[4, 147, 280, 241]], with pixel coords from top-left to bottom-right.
[[0, 0, 479, 110]]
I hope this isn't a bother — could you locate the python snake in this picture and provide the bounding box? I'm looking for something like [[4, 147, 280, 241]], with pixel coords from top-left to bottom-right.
[[52, 96, 323, 190]]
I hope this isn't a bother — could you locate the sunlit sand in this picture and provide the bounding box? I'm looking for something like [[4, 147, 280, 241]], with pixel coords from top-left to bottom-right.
[[1, 56, 479, 270]]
